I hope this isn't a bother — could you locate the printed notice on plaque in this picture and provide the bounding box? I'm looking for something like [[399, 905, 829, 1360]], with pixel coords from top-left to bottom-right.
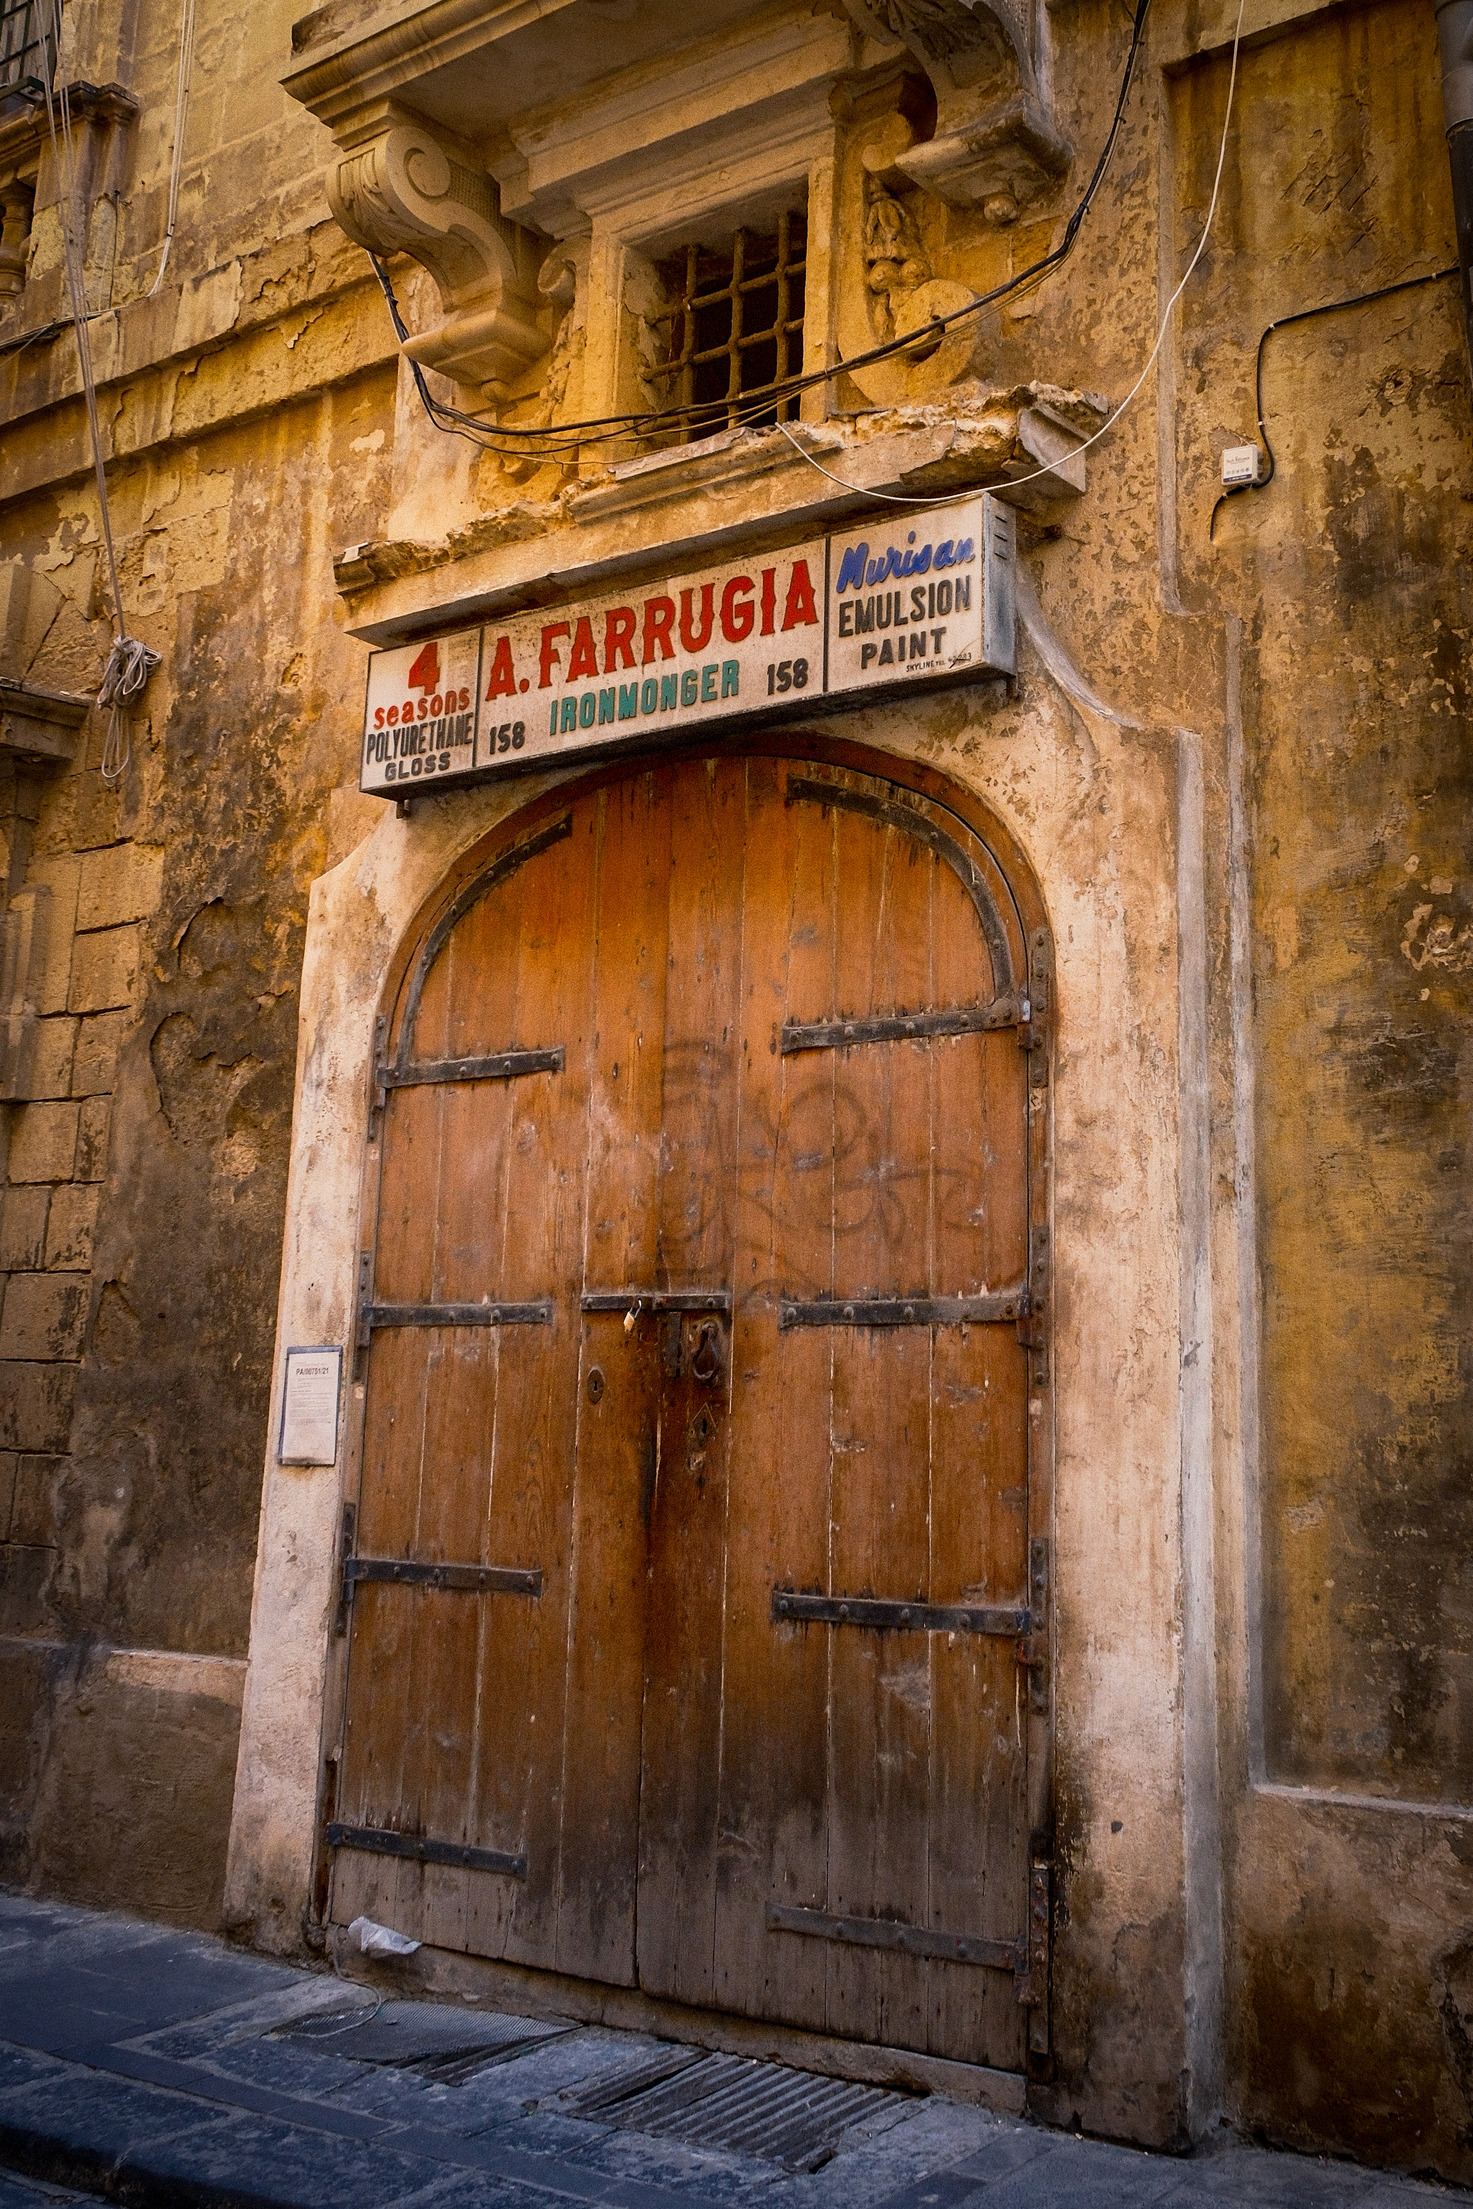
[[279, 1346, 342, 1466]]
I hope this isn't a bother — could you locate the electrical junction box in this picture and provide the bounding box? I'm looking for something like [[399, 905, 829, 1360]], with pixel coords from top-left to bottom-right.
[[1221, 443, 1264, 487]]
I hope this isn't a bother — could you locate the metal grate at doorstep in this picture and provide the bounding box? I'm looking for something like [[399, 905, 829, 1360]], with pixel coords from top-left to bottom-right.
[[564, 2046, 910, 2171], [274, 2000, 571, 2083]]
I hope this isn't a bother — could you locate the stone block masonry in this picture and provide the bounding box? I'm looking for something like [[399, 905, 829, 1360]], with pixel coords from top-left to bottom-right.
[[0, 831, 155, 1645]]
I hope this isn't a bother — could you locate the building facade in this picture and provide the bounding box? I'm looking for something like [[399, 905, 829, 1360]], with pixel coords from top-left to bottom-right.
[[3, 0, 1472, 2179]]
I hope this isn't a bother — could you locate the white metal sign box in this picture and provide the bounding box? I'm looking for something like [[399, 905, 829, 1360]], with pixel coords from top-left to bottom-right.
[[360, 495, 1014, 798]]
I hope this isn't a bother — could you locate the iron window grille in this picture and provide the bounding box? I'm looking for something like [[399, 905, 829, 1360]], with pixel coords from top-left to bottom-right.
[[647, 209, 807, 441], [1, 0, 54, 99]]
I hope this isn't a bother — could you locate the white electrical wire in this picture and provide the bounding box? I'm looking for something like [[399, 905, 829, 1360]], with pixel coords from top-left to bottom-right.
[[149, 0, 196, 296], [777, 0, 1247, 510], [40, 0, 160, 786]]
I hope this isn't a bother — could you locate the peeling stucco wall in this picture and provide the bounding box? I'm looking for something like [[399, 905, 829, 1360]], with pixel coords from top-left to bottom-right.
[[1167, 0, 1473, 2174], [1, 0, 1471, 2180]]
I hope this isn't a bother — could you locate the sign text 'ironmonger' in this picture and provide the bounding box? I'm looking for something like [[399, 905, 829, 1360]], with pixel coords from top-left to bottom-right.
[[360, 496, 1014, 798]]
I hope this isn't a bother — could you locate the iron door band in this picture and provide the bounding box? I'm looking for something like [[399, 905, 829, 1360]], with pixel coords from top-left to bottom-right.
[[581, 1290, 732, 1315], [778, 1287, 1028, 1329], [381, 1047, 565, 1089], [361, 1301, 554, 1331], [338, 1550, 543, 1630], [327, 1824, 527, 1879], [345, 1557, 543, 1597], [781, 1000, 1021, 1054], [771, 1591, 1027, 1636], [766, 1903, 1024, 1978]]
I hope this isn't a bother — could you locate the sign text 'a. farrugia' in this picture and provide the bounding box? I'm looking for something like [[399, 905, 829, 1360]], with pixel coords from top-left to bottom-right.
[[358, 496, 1015, 798]]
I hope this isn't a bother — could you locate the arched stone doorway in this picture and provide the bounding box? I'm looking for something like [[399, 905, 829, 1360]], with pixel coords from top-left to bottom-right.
[[326, 743, 1053, 2074]]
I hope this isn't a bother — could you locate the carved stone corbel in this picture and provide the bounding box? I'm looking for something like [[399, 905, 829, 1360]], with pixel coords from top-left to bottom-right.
[[842, 0, 1070, 218], [326, 112, 550, 402]]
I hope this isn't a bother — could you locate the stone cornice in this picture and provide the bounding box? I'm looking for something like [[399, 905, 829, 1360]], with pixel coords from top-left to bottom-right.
[[0, 676, 91, 764], [0, 80, 138, 185], [332, 387, 1107, 642]]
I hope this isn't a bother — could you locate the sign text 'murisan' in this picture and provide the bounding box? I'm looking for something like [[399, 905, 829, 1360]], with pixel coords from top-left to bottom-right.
[[359, 496, 1015, 798]]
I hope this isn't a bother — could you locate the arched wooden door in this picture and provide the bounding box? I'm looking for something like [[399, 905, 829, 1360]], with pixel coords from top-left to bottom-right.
[[328, 750, 1050, 2074]]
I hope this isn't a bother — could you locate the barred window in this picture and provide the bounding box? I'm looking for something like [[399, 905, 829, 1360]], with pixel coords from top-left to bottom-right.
[[1, 0, 55, 99], [647, 207, 806, 441]]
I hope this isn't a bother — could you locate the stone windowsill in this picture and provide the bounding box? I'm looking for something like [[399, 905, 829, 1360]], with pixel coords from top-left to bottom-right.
[[333, 385, 1109, 643]]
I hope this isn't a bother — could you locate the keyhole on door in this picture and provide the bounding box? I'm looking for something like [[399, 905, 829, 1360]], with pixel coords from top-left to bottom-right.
[[690, 1320, 722, 1384], [587, 1366, 605, 1404]]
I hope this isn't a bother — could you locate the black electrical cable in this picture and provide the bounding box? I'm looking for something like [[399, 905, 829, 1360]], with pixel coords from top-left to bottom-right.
[[373, 0, 1154, 459], [0, 316, 70, 358], [1209, 262, 1460, 541]]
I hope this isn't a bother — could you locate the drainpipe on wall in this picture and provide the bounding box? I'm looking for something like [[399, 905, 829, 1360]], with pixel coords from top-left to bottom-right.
[[1436, 0, 1473, 385]]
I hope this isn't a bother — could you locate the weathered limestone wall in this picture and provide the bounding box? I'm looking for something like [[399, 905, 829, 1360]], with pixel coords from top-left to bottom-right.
[[0, 0, 397, 1889], [2, 0, 1471, 2178], [0, 371, 392, 1913], [1171, 0, 1473, 2176]]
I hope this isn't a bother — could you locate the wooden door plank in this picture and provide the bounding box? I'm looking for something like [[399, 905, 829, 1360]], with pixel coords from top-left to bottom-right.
[[712, 757, 834, 2033], [399, 876, 530, 1955], [555, 773, 673, 1984], [336, 895, 468, 1941], [637, 758, 746, 2008], [470, 810, 599, 1968], [334, 1319, 437, 1939], [400, 1336, 498, 1953], [825, 802, 936, 2053], [927, 852, 1030, 2066]]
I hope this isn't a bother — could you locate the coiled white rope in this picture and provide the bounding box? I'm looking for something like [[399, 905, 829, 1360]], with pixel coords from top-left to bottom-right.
[[97, 635, 161, 783]]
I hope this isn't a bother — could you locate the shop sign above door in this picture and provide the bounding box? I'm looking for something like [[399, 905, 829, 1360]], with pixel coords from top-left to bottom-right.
[[359, 495, 1015, 798]]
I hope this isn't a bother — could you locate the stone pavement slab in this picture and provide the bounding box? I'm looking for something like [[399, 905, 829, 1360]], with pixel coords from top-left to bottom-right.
[[0, 2173, 102, 2208], [0, 1892, 1462, 2209]]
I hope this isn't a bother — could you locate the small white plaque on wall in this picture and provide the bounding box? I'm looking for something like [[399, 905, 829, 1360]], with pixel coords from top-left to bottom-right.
[[278, 1346, 342, 1466]]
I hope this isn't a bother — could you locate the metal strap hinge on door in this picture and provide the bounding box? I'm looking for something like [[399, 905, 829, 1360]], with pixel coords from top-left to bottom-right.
[[326, 1822, 527, 1879], [776, 1284, 1044, 1361], [337, 1546, 543, 1630], [771, 1561, 1048, 1705], [771, 1591, 1028, 1636], [355, 1252, 553, 1348], [581, 1289, 732, 1314], [766, 1890, 1052, 2028], [778, 1287, 1029, 1330], [368, 1009, 566, 1134], [780, 996, 1024, 1054]]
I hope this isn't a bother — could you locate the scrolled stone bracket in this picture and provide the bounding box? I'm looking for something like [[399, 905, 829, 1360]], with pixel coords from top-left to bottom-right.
[[842, 0, 1070, 218], [326, 113, 549, 401]]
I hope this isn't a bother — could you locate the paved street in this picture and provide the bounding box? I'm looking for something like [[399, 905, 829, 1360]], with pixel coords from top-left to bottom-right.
[[0, 1892, 1461, 2209]]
